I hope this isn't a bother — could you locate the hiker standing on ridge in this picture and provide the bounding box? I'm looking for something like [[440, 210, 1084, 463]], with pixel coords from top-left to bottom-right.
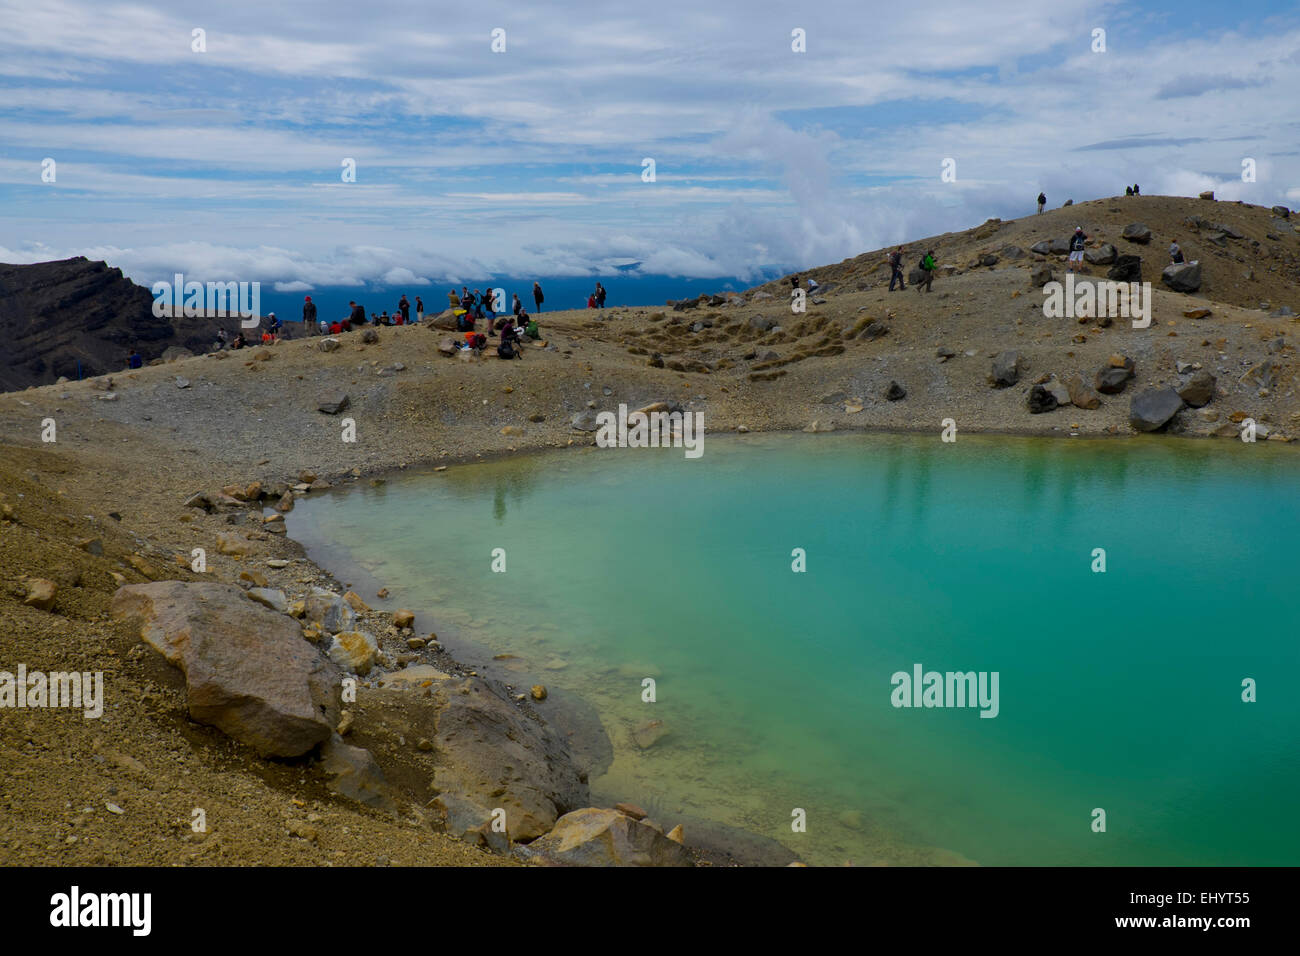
[[1037, 192, 1047, 214], [595, 281, 607, 308], [303, 295, 317, 334], [1125, 186, 1133, 196], [533, 281, 544, 313], [399, 294, 410, 324], [512, 292, 523, 317], [888, 247, 906, 291], [1133, 184, 1140, 196], [915, 251, 937, 293], [1067, 227, 1087, 274]]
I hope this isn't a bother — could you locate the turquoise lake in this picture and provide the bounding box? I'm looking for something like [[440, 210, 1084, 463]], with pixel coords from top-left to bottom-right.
[[285, 433, 1300, 866]]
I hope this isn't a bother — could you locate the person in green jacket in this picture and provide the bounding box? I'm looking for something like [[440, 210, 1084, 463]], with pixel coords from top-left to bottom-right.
[[916, 250, 937, 293]]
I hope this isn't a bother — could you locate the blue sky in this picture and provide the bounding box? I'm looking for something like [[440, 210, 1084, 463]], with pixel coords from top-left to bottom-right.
[[1, 0, 1297, 290]]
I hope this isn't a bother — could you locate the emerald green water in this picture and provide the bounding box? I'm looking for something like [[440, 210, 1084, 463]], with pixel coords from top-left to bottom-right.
[[286, 433, 1300, 866]]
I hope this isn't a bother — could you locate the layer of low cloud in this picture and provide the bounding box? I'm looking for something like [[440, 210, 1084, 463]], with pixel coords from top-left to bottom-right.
[[1, 0, 1297, 287]]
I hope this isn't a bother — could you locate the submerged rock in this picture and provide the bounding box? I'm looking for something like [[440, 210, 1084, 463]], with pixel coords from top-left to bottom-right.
[[518, 808, 692, 867]]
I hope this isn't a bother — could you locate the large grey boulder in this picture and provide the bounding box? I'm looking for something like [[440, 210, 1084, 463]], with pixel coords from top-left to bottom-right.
[[1095, 356, 1136, 395], [428, 678, 589, 841], [111, 581, 339, 757], [1122, 223, 1153, 243], [990, 350, 1023, 388], [1177, 370, 1216, 407], [362, 677, 590, 842], [319, 734, 398, 812], [1130, 387, 1184, 432], [1084, 243, 1117, 265], [1162, 261, 1202, 293]]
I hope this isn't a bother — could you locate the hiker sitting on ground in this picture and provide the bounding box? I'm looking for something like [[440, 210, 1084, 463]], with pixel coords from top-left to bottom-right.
[[916, 250, 937, 293], [329, 320, 342, 335], [497, 321, 522, 359], [127, 349, 143, 368], [232, 333, 246, 349], [1037, 192, 1046, 214], [1067, 227, 1087, 273], [318, 318, 329, 336], [587, 293, 597, 308], [1169, 239, 1186, 264], [215, 328, 229, 350], [266, 312, 282, 337]]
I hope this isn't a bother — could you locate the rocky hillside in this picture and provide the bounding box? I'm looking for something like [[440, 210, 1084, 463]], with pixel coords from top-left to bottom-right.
[[0, 257, 236, 392], [754, 193, 1299, 314]]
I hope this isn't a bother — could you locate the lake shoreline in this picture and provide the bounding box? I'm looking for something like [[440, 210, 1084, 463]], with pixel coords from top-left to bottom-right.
[[1, 274, 1295, 865]]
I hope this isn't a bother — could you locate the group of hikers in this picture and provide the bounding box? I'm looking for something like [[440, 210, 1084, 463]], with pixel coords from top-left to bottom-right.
[[445, 285, 542, 359], [883, 247, 939, 292], [306, 294, 424, 336], [1037, 185, 1140, 214]]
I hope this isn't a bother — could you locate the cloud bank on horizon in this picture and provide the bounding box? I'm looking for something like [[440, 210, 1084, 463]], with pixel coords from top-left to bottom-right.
[[1, 0, 1297, 290]]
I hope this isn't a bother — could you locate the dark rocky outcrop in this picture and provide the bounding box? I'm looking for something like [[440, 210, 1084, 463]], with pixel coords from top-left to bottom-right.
[[1108, 255, 1143, 283], [0, 257, 176, 390], [1027, 384, 1058, 414]]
